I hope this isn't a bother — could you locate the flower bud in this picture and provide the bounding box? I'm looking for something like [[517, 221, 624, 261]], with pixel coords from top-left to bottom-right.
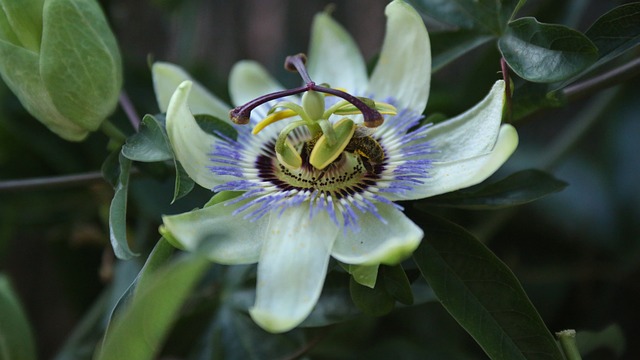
[[0, 0, 122, 141]]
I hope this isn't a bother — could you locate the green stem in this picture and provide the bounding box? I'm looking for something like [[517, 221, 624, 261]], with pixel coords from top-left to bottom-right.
[[563, 56, 640, 102], [100, 120, 127, 148], [556, 330, 582, 360]]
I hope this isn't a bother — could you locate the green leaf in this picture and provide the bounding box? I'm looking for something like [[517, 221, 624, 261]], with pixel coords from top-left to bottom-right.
[[0, 275, 37, 360], [585, 3, 640, 66], [499, 17, 599, 83], [409, 0, 522, 34], [413, 213, 563, 360], [122, 114, 173, 162], [381, 265, 414, 305], [430, 30, 494, 72], [0, 40, 88, 140], [349, 276, 395, 316], [172, 160, 195, 203], [422, 169, 568, 209], [135, 238, 176, 296], [0, 0, 43, 51], [194, 114, 238, 141], [510, 82, 566, 120], [96, 255, 208, 360], [300, 274, 362, 327], [108, 151, 138, 259], [40, 0, 122, 132]]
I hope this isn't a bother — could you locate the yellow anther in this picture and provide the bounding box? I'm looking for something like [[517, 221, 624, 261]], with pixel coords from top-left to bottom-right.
[[252, 109, 297, 135], [334, 101, 397, 116], [309, 118, 356, 170]]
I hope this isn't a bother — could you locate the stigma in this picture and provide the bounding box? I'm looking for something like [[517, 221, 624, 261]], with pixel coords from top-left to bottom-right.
[[228, 53, 397, 173]]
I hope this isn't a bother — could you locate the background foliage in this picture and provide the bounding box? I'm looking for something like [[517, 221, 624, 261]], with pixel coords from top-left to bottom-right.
[[0, 0, 638, 359]]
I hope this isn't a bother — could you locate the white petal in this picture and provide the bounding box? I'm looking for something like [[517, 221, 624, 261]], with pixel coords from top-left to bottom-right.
[[425, 80, 506, 161], [366, 0, 431, 114], [250, 206, 338, 333], [166, 81, 231, 189], [393, 124, 519, 200], [307, 12, 368, 93], [229, 60, 284, 107], [161, 200, 265, 264], [152, 62, 230, 120], [331, 203, 423, 266]]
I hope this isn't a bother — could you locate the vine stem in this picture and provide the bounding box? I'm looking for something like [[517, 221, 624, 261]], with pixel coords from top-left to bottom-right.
[[0, 171, 105, 192], [119, 90, 141, 131], [563, 56, 640, 102]]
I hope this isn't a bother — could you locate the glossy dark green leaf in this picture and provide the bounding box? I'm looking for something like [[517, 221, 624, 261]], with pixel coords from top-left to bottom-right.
[[122, 114, 172, 162], [410, 0, 523, 34], [349, 276, 395, 316], [194, 114, 238, 141], [499, 17, 599, 83], [381, 265, 414, 306], [423, 169, 568, 209], [430, 30, 494, 72], [96, 255, 208, 360], [510, 82, 566, 120], [585, 3, 640, 66], [0, 275, 37, 360], [108, 151, 138, 259], [413, 213, 563, 360]]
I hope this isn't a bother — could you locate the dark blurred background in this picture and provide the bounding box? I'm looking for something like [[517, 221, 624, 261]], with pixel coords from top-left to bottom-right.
[[1, 0, 638, 358]]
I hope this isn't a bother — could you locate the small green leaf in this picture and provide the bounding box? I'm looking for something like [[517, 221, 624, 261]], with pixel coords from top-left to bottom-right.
[[135, 238, 176, 296], [585, 3, 640, 66], [194, 114, 238, 141], [172, 160, 195, 203], [413, 213, 563, 360], [511, 82, 566, 120], [349, 276, 395, 316], [96, 255, 208, 360], [122, 115, 173, 162], [422, 169, 568, 209], [499, 17, 599, 83], [381, 265, 414, 306], [0, 274, 37, 360], [108, 151, 138, 259]]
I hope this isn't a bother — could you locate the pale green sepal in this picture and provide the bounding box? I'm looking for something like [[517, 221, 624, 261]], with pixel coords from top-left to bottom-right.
[[391, 124, 519, 201], [229, 60, 284, 107], [165, 81, 226, 189], [161, 200, 265, 264], [0, 0, 43, 51], [425, 80, 506, 161], [307, 11, 367, 93], [40, 0, 122, 132], [0, 40, 87, 140], [152, 62, 230, 120], [250, 206, 339, 333], [348, 264, 380, 289], [366, 0, 431, 114], [331, 203, 423, 266]]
